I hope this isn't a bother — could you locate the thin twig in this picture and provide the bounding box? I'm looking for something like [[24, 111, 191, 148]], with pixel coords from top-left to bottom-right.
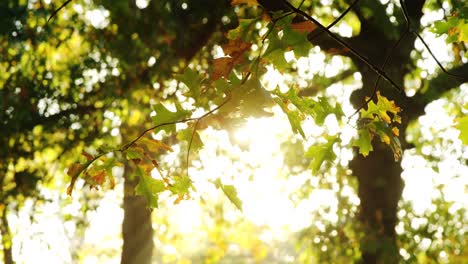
[[349, 30, 409, 119], [308, 0, 361, 41], [186, 119, 201, 178], [399, 0, 467, 81], [47, 0, 73, 23], [120, 97, 231, 152]]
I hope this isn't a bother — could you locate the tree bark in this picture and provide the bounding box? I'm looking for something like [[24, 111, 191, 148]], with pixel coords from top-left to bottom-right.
[[121, 163, 154, 264], [0, 205, 14, 264]]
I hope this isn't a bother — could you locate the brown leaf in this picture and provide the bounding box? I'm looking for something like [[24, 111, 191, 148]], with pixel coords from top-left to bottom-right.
[[67, 163, 83, 177], [291, 20, 317, 33], [211, 57, 235, 81], [211, 39, 252, 81], [81, 151, 94, 161], [222, 39, 252, 59], [91, 170, 107, 185]]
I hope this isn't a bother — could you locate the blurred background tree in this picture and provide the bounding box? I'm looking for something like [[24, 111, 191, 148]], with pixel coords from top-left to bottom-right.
[[0, 0, 467, 263]]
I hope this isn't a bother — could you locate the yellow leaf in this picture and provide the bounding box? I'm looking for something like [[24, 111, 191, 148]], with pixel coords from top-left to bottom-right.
[[141, 137, 174, 152], [231, 0, 258, 7]]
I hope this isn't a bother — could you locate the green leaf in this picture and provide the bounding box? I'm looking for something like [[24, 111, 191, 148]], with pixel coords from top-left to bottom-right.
[[177, 128, 204, 154], [263, 49, 289, 71], [360, 91, 401, 124], [135, 168, 166, 208], [176, 68, 201, 97], [152, 103, 190, 134], [227, 18, 255, 40], [126, 146, 144, 160], [274, 89, 343, 126], [456, 116, 468, 145], [214, 179, 242, 211], [305, 136, 338, 174], [274, 97, 305, 138], [355, 129, 373, 157], [169, 175, 192, 195]]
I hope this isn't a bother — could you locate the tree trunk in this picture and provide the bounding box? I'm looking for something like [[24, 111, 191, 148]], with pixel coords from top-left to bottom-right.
[[350, 62, 409, 263], [350, 146, 404, 263], [0, 205, 14, 264], [121, 163, 154, 264]]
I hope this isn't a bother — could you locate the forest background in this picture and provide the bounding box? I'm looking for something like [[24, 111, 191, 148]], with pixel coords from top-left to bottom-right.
[[0, 0, 467, 263]]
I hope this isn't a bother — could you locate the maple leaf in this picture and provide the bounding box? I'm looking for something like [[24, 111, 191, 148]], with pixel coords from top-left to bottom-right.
[[152, 103, 190, 133], [356, 92, 403, 160], [211, 39, 251, 81], [140, 137, 174, 153], [90, 170, 107, 186], [211, 57, 235, 81], [231, 0, 258, 7], [135, 167, 166, 208], [361, 91, 401, 124], [305, 136, 339, 173], [354, 129, 373, 157]]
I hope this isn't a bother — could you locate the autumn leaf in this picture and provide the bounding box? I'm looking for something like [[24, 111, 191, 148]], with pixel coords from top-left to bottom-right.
[[361, 91, 401, 124], [231, 0, 258, 7], [66, 163, 84, 196], [90, 170, 107, 186], [291, 20, 317, 33], [211, 57, 235, 81], [222, 39, 252, 59], [211, 39, 252, 81], [140, 137, 174, 153], [81, 151, 94, 161]]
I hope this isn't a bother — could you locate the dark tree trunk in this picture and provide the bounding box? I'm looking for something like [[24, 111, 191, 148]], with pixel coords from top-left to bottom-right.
[[0, 205, 14, 264], [121, 163, 154, 264], [350, 60, 411, 263], [350, 145, 404, 263]]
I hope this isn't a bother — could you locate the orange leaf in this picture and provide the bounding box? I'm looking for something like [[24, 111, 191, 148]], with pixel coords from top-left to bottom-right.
[[222, 39, 252, 59], [66, 163, 83, 196], [91, 170, 107, 185], [231, 0, 258, 7], [291, 21, 317, 33]]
